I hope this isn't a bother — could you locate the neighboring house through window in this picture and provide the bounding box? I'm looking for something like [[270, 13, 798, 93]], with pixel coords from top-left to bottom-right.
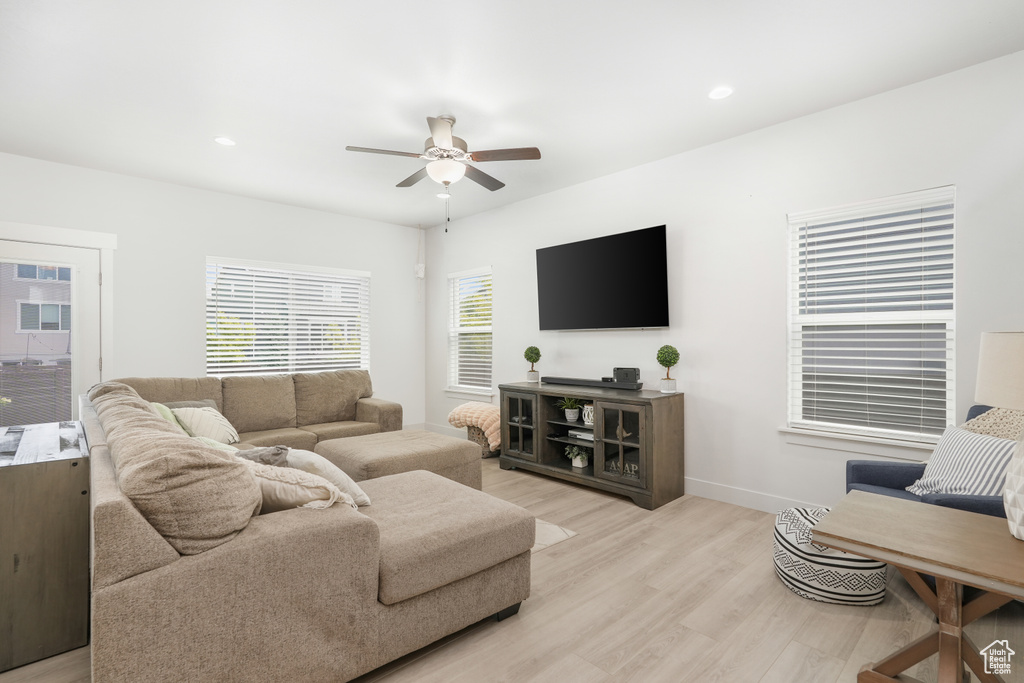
[[448, 267, 493, 393], [18, 302, 71, 332], [205, 257, 371, 376], [787, 186, 955, 442]]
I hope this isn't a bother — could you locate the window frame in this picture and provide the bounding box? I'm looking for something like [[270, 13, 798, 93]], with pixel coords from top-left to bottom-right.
[[786, 187, 956, 444], [15, 264, 71, 281], [447, 266, 494, 395], [17, 301, 72, 333], [205, 257, 371, 377]]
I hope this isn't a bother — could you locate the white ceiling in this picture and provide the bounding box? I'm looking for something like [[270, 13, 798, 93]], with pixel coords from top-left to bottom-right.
[[1, 1, 1023, 229]]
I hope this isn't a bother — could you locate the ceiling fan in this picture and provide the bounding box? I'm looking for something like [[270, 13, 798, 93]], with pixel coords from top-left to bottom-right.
[[346, 116, 541, 193]]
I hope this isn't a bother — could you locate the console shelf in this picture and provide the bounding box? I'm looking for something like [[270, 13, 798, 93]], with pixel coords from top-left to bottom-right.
[[499, 382, 684, 509]]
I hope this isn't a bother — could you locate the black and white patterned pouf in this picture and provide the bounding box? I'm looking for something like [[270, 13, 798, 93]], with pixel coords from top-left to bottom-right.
[[773, 507, 886, 606]]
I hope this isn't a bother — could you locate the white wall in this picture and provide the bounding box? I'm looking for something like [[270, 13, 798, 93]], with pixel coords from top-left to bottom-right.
[[0, 153, 426, 425], [424, 51, 1024, 511]]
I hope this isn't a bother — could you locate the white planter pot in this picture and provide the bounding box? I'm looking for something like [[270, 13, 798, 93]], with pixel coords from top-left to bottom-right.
[[582, 404, 595, 425], [526, 370, 540, 383], [571, 455, 589, 469], [660, 378, 677, 394], [564, 408, 580, 422]]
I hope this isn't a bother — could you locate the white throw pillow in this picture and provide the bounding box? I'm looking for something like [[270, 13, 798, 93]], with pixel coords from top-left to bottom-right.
[[233, 456, 354, 513], [171, 406, 239, 444], [286, 449, 371, 506], [906, 426, 1017, 497]]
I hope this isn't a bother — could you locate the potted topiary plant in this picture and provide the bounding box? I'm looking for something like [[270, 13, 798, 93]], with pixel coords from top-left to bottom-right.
[[524, 346, 541, 382], [555, 396, 584, 422], [657, 344, 680, 393], [565, 444, 591, 469]]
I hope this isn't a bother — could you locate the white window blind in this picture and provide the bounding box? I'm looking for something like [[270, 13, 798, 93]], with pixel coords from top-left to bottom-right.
[[787, 187, 955, 442], [448, 267, 493, 391], [206, 258, 370, 377]]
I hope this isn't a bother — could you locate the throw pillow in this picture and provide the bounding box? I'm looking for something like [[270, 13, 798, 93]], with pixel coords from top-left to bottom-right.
[[907, 426, 1017, 497], [194, 436, 239, 453], [233, 456, 354, 513], [171, 406, 239, 444], [235, 444, 290, 467], [287, 448, 371, 507], [149, 402, 187, 434], [164, 399, 220, 411], [961, 407, 1024, 441]]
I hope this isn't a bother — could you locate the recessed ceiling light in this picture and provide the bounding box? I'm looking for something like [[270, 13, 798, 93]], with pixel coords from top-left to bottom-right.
[[214, 137, 236, 146], [708, 86, 734, 100]]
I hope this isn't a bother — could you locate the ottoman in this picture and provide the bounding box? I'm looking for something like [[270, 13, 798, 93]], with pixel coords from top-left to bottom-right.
[[315, 430, 482, 489], [773, 507, 887, 605]]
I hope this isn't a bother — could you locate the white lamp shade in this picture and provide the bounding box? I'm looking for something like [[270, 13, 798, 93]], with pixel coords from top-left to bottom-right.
[[426, 159, 466, 185], [975, 332, 1024, 410]]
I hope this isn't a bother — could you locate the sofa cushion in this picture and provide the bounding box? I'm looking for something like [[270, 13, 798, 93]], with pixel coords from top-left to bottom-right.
[[88, 382, 262, 555], [314, 430, 479, 483], [222, 374, 297, 433], [116, 376, 224, 412], [299, 421, 380, 441], [237, 427, 317, 450], [293, 370, 373, 425], [358, 471, 534, 605]]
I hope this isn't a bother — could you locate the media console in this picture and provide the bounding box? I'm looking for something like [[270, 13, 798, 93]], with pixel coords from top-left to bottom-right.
[[499, 381, 684, 509], [540, 376, 643, 391]]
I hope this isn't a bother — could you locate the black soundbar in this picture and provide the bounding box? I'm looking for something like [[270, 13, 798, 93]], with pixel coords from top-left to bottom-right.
[[541, 376, 643, 391]]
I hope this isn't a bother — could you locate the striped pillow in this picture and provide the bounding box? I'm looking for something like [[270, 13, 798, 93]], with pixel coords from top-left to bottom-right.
[[907, 426, 1016, 497]]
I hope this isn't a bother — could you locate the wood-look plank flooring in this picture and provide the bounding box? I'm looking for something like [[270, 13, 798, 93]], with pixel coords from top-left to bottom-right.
[[4, 458, 1022, 682]]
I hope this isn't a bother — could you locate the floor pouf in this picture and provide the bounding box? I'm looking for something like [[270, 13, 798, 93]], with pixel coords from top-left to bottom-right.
[[773, 506, 887, 605]]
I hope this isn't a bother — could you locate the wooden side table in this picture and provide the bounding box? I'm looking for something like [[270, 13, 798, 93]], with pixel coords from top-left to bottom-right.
[[0, 422, 89, 672], [813, 491, 1024, 683]]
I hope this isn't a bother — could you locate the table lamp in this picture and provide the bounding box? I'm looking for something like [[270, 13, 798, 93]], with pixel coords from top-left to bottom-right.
[[975, 332, 1024, 539]]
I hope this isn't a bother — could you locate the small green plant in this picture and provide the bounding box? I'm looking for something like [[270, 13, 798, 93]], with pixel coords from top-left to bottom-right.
[[524, 346, 541, 371], [565, 444, 592, 461], [0, 397, 9, 406], [656, 344, 680, 380], [555, 396, 585, 410]]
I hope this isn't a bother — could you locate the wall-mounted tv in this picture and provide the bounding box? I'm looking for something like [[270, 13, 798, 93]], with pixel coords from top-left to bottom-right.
[[536, 225, 669, 331]]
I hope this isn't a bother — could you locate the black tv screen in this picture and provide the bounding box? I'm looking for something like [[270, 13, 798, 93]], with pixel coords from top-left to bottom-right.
[[536, 225, 670, 330]]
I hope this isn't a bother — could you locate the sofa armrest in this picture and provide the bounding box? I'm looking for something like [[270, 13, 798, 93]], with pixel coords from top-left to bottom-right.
[[846, 460, 926, 493], [923, 493, 1007, 518], [91, 504, 381, 682], [357, 397, 403, 432]]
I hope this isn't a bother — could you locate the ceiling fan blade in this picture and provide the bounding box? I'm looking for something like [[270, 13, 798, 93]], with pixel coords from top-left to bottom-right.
[[463, 164, 505, 191], [396, 167, 429, 187], [470, 147, 541, 162], [427, 117, 454, 149], [346, 146, 424, 158]]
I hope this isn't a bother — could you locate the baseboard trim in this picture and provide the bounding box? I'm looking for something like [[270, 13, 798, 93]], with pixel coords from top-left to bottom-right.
[[421, 423, 465, 439], [683, 477, 820, 515]]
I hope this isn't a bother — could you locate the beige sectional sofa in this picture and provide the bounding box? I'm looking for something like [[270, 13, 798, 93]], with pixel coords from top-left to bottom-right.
[[115, 368, 402, 449], [82, 371, 534, 682]]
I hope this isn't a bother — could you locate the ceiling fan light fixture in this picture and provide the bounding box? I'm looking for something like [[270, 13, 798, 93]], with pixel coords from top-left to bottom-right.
[[426, 159, 466, 185]]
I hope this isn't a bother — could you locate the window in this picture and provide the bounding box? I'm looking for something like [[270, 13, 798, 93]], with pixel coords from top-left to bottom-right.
[[448, 267, 493, 392], [19, 302, 71, 332], [205, 258, 370, 377], [15, 264, 71, 281], [787, 187, 955, 442]]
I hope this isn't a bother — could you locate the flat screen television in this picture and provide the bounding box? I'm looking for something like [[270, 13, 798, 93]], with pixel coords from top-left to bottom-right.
[[536, 225, 669, 331]]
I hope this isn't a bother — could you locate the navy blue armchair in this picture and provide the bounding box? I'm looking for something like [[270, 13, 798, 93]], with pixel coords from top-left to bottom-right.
[[845, 405, 1007, 519]]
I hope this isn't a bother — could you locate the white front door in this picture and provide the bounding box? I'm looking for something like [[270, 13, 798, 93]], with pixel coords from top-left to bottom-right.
[[0, 241, 101, 425]]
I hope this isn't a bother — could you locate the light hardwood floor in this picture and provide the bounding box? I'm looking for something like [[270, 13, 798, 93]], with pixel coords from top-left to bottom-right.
[[4, 458, 1022, 682]]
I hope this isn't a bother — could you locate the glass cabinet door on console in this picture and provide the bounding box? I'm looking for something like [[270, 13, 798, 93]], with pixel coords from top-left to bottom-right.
[[503, 392, 537, 461], [595, 402, 646, 487]]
